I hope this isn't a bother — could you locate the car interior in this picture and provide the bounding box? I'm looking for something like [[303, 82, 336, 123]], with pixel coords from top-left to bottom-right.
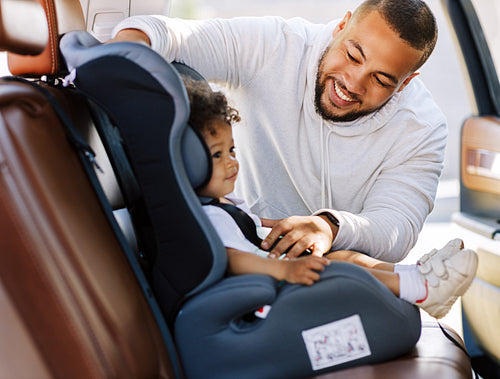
[[0, 0, 497, 378], [446, 0, 500, 378]]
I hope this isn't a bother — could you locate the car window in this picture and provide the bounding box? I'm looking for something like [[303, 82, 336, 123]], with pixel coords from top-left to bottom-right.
[[471, 0, 500, 83]]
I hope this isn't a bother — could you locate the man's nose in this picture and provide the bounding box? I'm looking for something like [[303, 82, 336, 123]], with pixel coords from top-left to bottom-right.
[[344, 69, 367, 96]]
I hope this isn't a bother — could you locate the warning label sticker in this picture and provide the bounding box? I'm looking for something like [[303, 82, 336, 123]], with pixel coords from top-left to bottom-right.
[[301, 314, 371, 370]]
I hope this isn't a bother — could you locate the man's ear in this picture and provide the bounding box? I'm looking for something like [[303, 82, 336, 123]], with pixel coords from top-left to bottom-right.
[[332, 11, 352, 37], [397, 71, 420, 92]]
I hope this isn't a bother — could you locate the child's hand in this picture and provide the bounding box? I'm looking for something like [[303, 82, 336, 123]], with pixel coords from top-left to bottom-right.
[[282, 256, 330, 285]]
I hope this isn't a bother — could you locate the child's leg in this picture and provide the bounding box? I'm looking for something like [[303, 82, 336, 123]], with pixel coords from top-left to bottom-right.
[[325, 251, 426, 301], [324, 238, 465, 272], [358, 267, 426, 303], [324, 250, 433, 302], [326, 239, 478, 319], [361, 268, 400, 296], [325, 250, 395, 271]]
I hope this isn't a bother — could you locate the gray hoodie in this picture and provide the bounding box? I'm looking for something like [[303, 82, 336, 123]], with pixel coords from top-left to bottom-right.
[[113, 15, 447, 262]]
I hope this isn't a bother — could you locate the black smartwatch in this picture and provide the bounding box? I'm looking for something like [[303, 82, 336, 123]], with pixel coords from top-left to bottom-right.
[[318, 212, 340, 228]]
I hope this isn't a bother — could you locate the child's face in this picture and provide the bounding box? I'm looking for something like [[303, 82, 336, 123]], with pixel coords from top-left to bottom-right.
[[197, 120, 239, 200]]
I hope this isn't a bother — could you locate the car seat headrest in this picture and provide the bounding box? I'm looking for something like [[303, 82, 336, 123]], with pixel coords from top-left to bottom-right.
[[0, 0, 48, 55], [172, 61, 213, 190], [181, 125, 212, 189], [7, 0, 85, 77]]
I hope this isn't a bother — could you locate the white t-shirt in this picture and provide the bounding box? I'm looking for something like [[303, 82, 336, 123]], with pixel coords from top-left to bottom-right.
[[202, 194, 271, 258]]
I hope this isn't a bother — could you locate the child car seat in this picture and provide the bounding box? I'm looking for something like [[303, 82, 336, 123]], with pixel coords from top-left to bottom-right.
[[59, 31, 422, 378]]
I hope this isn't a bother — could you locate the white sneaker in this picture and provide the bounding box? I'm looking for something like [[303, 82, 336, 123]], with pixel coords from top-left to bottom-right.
[[416, 240, 478, 319], [417, 238, 464, 268]]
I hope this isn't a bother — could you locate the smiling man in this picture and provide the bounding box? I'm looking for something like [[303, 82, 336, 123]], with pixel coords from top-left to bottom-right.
[[110, 0, 446, 263], [315, 8, 426, 122]]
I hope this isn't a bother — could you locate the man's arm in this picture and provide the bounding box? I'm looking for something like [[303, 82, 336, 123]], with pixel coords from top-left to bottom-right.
[[108, 28, 150, 45], [262, 118, 446, 263], [109, 15, 288, 86]]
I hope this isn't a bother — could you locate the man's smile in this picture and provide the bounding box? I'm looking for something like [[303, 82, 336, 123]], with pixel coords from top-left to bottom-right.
[[330, 79, 359, 107], [335, 81, 355, 102]]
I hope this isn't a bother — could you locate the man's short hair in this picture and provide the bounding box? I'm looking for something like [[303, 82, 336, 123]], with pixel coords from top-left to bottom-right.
[[353, 0, 438, 70]]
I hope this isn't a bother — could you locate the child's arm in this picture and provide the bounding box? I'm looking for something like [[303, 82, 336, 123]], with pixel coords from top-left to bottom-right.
[[226, 248, 330, 286]]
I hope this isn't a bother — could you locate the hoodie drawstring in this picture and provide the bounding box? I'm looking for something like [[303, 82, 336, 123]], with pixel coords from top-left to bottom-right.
[[320, 119, 334, 209]]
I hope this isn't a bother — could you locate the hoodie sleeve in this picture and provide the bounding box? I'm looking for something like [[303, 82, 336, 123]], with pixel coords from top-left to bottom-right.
[[315, 112, 447, 262], [111, 15, 286, 88]]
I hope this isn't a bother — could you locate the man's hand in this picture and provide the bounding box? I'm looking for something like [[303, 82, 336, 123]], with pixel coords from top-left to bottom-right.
[[261, 215, 337, 258], [105, 28, 150, 46]]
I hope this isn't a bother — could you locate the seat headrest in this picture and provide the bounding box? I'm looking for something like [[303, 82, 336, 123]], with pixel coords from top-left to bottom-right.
[[6, 0, 85, 77], [0, 0, 48, 55]]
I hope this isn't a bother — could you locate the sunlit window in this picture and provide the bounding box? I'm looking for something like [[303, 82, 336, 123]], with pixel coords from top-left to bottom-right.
[[471, 0, 500, 81], [0, 53, 10, 77]]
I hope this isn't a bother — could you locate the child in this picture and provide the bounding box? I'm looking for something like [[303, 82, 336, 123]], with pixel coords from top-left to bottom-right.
[[184, 77, 478, 319]]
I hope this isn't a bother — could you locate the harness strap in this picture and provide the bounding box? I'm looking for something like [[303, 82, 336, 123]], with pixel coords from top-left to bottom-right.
[[205, 199, 313, 257], [205, 199, 264, 249]]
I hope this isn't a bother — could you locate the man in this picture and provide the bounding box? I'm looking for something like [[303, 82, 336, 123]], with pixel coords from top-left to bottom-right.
[[110, 0, 446, 262]]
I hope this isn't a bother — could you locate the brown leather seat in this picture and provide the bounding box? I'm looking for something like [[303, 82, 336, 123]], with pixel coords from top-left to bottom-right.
[[0, 0, 473, 378], [311, 323, 473, 379]]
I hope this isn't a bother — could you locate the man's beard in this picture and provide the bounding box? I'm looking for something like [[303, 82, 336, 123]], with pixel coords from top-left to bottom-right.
[[314, 51, 388, 123], [314, 77, 376, 122]]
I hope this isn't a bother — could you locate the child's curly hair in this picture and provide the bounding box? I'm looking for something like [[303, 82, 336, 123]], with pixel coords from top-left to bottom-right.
[[183, 76, 240, 136]]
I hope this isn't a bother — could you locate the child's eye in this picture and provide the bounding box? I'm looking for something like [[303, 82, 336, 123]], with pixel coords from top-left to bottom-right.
[[230, 146, 236, 154], [212, 151, 221, 158]]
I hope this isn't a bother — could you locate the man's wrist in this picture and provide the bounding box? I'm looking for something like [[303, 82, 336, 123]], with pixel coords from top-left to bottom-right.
[[318, 212, 339, 241], [318, 212, 339, 227], [113, 28, 151, 46]]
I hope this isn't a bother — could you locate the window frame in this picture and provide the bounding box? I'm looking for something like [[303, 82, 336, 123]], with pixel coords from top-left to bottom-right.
[[442, 0, 500, 117]]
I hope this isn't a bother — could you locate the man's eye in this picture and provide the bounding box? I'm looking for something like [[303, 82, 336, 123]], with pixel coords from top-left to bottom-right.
[[375, 77, 391, 88], [347, 51, 359, 63]]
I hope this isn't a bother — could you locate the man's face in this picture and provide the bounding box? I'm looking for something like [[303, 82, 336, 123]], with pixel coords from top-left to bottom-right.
[[315, 10, 424, 122]]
